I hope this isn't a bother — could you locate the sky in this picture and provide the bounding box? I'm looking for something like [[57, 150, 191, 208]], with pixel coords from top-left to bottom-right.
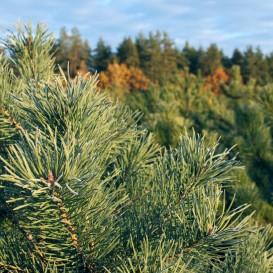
[[1, 0, 273, 55]]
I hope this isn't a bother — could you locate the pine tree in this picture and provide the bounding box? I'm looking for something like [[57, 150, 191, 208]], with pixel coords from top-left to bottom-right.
[[55, 27, 92, 77], [92, 38, 113, 72], [135, 31, 178, 83], [0, 21, 273, 273], [266, 53, 273, 81], [181, 42, 199, 74], [135, 33, 151, 77], [223, 65, 245, 98], [161, 32, 178, 80], [231, 48, 243, 67], [147, 31, 162, 82], [117, 37, 139, 67], [201, 44, 223, 76], [241, 46, 264, 84], [235, 101, 273, 202]]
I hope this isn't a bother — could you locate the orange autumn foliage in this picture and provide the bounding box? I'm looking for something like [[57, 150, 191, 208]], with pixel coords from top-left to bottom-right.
[[205, 67, 229, 94], [100, 62, 130, 89], [99, 62, 149, 92]]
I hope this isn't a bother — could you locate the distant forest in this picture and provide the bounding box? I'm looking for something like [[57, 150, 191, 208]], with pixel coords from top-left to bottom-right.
[[54, 26, 273, 87]]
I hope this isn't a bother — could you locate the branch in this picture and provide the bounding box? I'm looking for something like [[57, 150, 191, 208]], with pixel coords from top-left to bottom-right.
[[51, 189, 93, 272], [127, 186, 154, 205], [0, 261, 26, 272], [3, 201, 44, 262], [1, 107, 22, 132]]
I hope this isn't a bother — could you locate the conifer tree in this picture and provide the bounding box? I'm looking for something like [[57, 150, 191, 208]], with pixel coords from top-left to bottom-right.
[[223, 65, 244, 98], [201, 44, 223, 76], [181, 42, 199, 74], [266, 53, 273, 81], [92, 38, 113, 72], [147, 32, 162, 82], [117, 37, 139, 67], [55, 27, 92, 77], [135, 33, 151, 77], [241, 46, 258, 84], [231, 48, 244, 68], [135, 31, 178, 83], [161, 32, 178, 80], [0, 21, 273, 273]]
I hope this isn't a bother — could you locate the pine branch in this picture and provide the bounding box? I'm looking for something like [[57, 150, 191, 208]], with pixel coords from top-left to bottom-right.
[[0, 261, 26, 272], [1, 107, 22, 132], [49, 187, 91, 271], [3, 200, 45, 264]]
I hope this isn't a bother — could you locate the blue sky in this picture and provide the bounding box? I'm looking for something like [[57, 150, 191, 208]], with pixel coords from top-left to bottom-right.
[[1, 0, 273, 55]]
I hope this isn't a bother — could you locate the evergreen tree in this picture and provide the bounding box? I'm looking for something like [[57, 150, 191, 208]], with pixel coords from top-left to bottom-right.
[[266, 52, 273, 81], [235, 99, 273, 202], [161, 32, 178, 79], [55, 27, 69, 71], [176, 47, 188, 71], [240, 47, 269, 85], [92, 38, 113, 72], [55, 27, 91, 77], [117, 37, 139, 67], [231, 48, 244, 67], [253, 48, 269, 85], [201, 43, 223, 76], [3, 21, 55, 82], [223, 65, 244, 98], [135, 31, 178, 82], [135, 32, 151, 77], [148, 31, 162, 82], [241, 46, 258, 83], [0, 22, 273, 273], [181, 42, 200, 74], [69, 27, 92, 75]]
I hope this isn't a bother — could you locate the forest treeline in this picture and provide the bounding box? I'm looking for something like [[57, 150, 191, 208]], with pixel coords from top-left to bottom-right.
[[55, 26, 273, 87], [52, 27, 273, 226]]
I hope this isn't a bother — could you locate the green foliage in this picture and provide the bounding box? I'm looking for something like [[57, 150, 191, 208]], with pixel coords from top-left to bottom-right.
[[134, 31, 179, 82], [241, 47, 269, 85], [234, 102, 273, 201], [0, 21, 272, 273], [223, 65, 243, 98], [213, 225, 273, 273], [117, 37, 139, 67], [0, 54, 20, 159], [110, 237, 198, 273], [124, 63, 273, 226], [92, 38, 113, 72], [200, 43, 223, 76], [229, 169, 273, 224], [55, 27, 91, 77], [3, 21, 55, 83]]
